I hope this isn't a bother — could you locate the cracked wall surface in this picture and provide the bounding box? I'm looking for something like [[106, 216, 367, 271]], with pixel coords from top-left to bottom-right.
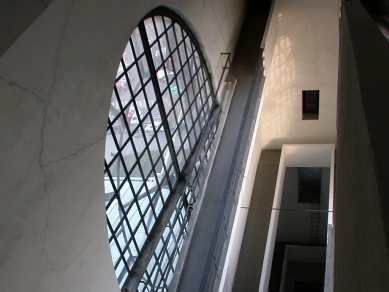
[[0, 0, 245, 291]]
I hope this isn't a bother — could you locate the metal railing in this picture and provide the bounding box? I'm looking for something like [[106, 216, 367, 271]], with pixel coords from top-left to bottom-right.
[[199, 48, 266, 292], [215, 53, 232, 99]]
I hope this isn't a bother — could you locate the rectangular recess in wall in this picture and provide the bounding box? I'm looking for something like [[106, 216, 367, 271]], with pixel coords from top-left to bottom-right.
[[302, 90, 319, 120]]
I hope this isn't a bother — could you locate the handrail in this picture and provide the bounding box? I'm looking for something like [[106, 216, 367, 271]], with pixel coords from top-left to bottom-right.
[[215, 53, 232, 98]]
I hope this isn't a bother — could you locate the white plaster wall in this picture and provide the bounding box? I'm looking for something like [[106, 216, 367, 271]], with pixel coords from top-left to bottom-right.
[[259, 0, 339, 149], [0, 0, 245, 291]]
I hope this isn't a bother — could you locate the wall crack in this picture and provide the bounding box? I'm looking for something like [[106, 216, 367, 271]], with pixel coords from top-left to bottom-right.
[[42, 135, 105, 167], [0, 76, 53, 270], [0, 76, 45, 103], [57, 231, 100, 273]]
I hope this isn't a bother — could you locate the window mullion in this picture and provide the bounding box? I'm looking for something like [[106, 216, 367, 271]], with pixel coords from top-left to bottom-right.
[[138, 20, 181, 176]]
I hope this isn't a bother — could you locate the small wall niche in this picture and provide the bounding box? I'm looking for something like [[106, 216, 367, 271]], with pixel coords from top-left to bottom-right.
[[302, 90, 319, 120]]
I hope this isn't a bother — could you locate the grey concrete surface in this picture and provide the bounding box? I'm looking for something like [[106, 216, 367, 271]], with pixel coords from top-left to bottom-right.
[[232, 150, 280, 292], [335, 1, 389, 291], [176, 11, 269, 292], [0, 0, 54, 57]]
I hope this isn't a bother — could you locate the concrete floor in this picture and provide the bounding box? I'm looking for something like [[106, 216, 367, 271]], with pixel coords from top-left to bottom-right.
[[176, 11, 270, 292]]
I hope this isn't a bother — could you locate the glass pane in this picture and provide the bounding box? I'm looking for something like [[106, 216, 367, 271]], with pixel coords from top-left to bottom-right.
[[116, 62, 125, 79], [107, 196, 123, 231], [144, 18, 157, 45], [164, 17, 172, 29], [134, 224, 147, 249], [151, 42, 162, 69], [166, 27, 177, 52], [159, 34, 168, 62], [154, 16, 165, 36], [174, 23, 183, 44], [116, 221, 131, 250], [178, 42, 187, 64], [143, 80, 155, 110], [130, 27, 144, 58], [157, 63, 174, 92], [110, 244, 120, 267], [123, 41, 135, 67], [139, 56, 151, 84], [185, 39, 194, 57], [129, 64, 141, 94]]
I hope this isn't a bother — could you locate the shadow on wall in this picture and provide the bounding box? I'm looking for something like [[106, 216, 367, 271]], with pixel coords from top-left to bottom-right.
[[246, 0, 272, 15]]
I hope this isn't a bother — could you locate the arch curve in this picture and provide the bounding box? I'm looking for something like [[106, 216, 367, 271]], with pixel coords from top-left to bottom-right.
[[104, 7, 216, 290]]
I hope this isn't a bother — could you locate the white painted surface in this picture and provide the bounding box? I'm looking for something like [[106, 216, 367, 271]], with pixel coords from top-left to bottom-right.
[[258, 147, 286, 292], [219, 0, 339, 289], [259, 0, 339, 150], [0, 0, 245, 291], [284, 144, 334, 167], [258, 144, 335, 292]]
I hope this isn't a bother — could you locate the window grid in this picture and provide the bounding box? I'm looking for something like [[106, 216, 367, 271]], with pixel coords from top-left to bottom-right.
[[137, 117, 215, 292], [105, 10, 216, 290]]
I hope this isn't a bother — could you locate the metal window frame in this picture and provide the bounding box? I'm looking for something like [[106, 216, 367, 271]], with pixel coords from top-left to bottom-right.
[[104, 7, 217, 292]]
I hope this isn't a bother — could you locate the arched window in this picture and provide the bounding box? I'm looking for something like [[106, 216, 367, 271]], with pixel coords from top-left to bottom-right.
[[104, 8, 215, 291]]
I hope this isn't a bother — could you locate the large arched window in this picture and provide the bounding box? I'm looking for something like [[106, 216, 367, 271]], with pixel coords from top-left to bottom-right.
[[104, 8, 215, 291]]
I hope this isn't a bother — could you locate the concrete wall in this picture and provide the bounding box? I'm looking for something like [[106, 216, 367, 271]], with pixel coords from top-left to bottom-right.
[[335, 1, 389, 291], [0, 1, 245, 291], [259, 0, 339, 149], [0, 0, 55, 57]]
